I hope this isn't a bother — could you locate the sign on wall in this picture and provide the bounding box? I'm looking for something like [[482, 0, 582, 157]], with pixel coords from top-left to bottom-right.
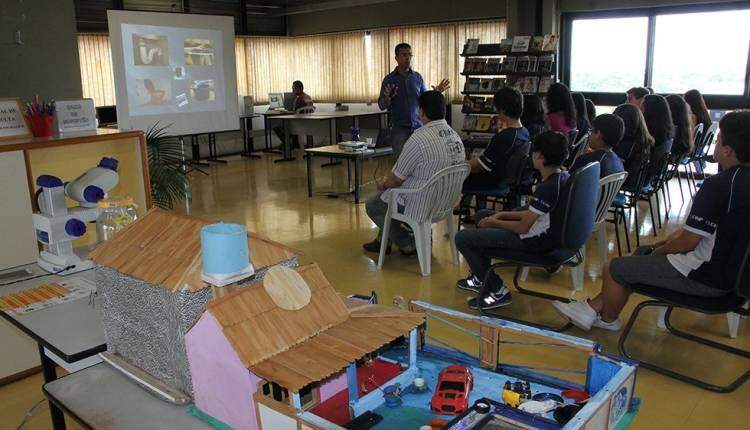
[[57, 99, 97, 133], [0, 97, 31, 140]]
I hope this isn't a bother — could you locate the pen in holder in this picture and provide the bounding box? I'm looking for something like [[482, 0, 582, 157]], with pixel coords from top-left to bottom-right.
[[25, 96, 55, 138]]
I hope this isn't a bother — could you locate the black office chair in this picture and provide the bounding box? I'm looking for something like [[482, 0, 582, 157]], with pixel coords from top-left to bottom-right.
[[458, 141, 532, 229], [618, 237, 750, 393], [476, 162, 601, 331]]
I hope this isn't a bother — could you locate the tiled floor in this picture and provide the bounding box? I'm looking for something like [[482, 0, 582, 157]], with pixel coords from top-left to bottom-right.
[[1, 151, 747, 429]]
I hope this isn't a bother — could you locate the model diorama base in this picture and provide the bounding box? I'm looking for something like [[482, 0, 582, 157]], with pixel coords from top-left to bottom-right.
[[201, 264, 255, 287]]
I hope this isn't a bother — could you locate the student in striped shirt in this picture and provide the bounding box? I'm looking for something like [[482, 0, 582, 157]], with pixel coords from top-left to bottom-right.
[[455, 131, 570, 311], [363, 91, 466, 255]]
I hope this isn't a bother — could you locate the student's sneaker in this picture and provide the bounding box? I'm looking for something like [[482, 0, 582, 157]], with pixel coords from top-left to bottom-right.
[[468, 287, 512, 311], [592, 315, 623, 331], [551, 299, 597, 331], [456, 275, 483, 293], [362, 239, 391, 254]]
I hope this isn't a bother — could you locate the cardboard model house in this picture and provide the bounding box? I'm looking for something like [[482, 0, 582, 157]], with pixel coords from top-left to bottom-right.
[[185, 263, 424, 430], [89, 209, 297, 396]]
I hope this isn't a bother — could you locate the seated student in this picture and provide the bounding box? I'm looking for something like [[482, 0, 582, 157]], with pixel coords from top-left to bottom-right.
[[552, 110, 750, 331], [666, 94, 694, 161], [642, 94, 675, 180], [521, 94, 547, 140], [460, 87, 530, 209], [363, 91, 465, 255], [612, 103, 655, 189], [455, 131, 570, 311], [569, 114, 625, 178], [572, 92, 590, 138], [626, 87, 650, 111], [585, 99, 597, 127], [545, 83, 577, 134]]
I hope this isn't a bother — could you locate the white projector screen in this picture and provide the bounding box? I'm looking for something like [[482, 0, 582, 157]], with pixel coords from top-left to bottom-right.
[[108, 10, 239, 136]]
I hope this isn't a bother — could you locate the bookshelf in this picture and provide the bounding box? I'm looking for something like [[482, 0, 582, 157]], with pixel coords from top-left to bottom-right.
[[460, 36, 558, 141]]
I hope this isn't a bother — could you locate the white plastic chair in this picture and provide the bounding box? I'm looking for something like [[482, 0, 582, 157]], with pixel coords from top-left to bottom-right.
[[377, 163, 470, 276], [592, 171, 629, 272]]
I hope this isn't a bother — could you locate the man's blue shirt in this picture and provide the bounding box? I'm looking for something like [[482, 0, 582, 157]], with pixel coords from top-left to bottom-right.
[[378, 68, 426, 130]]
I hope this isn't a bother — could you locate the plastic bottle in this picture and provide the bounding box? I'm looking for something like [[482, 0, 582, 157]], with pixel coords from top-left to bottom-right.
[[96, 197, 138, 242]]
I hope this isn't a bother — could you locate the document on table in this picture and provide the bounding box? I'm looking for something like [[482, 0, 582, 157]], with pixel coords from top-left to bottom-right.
[[0, 277, 95, 315]]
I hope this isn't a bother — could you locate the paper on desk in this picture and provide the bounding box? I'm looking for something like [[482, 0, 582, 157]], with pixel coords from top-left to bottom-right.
[[0, 277, 95, 315]]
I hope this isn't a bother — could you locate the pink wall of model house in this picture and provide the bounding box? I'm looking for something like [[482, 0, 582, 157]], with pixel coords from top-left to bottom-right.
[[319, 372, 347, 402], [185, 312, 263, 430]]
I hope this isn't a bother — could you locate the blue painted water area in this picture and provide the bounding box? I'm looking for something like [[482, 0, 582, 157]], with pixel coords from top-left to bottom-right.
[[372, 346, 575, 428]]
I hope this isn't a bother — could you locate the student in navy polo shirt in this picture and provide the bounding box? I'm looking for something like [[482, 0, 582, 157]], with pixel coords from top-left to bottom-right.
[[459, 87, 530, 211], [378, 43, 450, 160], [553, 110, 750, 331], [570, 113, 625, 178], [455, 131, 570, 311]]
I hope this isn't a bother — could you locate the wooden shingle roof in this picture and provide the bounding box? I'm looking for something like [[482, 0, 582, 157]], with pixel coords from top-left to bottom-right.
[[206, 264, 424, 392], [89, 208, 296, 292]]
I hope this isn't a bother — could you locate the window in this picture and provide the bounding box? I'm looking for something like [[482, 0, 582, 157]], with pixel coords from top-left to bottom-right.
[[652, 9, 750, 95], [564, 4, 750, 105], [569, 17, 649, 93]]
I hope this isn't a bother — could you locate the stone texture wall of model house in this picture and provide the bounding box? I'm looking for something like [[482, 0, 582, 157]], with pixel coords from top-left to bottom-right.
[[96, 255, 298, 396]]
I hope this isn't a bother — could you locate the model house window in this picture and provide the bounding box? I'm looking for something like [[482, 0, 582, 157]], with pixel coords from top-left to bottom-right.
[[298, 385, 319, 410], [261, 381, 289, 403], [651, 9, 750, 95], [569, 16, 649, 93]]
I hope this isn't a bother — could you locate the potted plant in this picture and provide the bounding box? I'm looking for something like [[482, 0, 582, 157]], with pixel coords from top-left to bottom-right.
[[146, 123, 190, 209]]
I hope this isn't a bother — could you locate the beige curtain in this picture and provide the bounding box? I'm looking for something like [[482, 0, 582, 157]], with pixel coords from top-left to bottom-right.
[[77, 20, 504, 107], [78, 34, 117, 106]]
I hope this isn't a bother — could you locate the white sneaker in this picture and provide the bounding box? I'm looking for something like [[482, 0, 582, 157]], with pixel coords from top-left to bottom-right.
[[552, 300, 597, 331], [592, 315, 622, 331]]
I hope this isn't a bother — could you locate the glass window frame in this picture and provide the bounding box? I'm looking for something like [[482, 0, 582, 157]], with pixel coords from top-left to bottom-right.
[[560, 1, 750, 110]]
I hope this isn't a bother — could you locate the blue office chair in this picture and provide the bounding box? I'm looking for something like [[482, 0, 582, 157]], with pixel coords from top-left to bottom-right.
[[476, 162, 601, 331], [618, 235, 750, 393]]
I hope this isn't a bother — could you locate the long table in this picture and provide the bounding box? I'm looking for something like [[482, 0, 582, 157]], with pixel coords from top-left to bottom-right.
[[43, 363, 211, 430], [264, 111, 388, 162], [0, 264, 105, 430], [304, 145, 393, 203]]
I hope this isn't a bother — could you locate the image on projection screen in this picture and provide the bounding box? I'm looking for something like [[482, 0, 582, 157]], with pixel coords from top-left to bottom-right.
[[121, 23, 225, 117]]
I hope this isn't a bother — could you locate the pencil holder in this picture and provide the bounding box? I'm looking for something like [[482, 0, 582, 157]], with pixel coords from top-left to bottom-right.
[[29, 115, 54, 137]]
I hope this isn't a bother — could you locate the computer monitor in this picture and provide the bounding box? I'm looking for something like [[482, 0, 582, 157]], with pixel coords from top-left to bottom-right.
[[268, 93, 284, 109], [282, 92, 295, 111], [96, 105, 118, 126]]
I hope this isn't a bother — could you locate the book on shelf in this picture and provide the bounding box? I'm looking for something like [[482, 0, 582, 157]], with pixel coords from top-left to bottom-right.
[[462, 59, 472, 74], [464, 38, 480, 55], [479, 78, 493, 93], [516, 56, 531, 73], [511, 36, 532, 52], [538, 76, 554, 93], [461, 95, 473, 113], [538, 54, 555, 74], [528, 56, 539, 72], [531, 36, 545, 52], [542, 34, 558, 52], [501, 56, 516, 73], [464, 78, 481, 92], [491, 78, 505, 91], [499, 38, 513, 54], [463, 115, 478, 131], [486, 58, 501, 74], [472, 97, 486, 112], [485, 97, 494, 111], [475, 116, 491, 131], [517, 76, 539, 93], [475, 58, 488, 73]]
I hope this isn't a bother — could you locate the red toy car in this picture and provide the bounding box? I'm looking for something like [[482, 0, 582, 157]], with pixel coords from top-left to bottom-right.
[[430, 365, 474, 415]]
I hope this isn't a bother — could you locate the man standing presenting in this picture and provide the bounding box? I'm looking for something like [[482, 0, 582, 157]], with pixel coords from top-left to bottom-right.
[[379, 43, 451, 159]]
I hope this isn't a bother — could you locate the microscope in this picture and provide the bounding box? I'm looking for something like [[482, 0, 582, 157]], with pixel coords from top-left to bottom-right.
[[32, 157, 119, 274]]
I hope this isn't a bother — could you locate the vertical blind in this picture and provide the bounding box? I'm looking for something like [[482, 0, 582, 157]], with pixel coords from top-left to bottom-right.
[[78, 20, 505, 106]]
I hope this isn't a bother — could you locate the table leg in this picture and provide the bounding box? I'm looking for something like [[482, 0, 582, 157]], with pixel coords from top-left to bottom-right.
[[321, 118, 341, 168], [355, 157, 362, 204], [242, 117, 261, 159], [307, 153, 313, 197], [206, 133, 228, 164], [39, 345, 66, 430], [263, 116, 282, 154], [275, 119, 295, 163]]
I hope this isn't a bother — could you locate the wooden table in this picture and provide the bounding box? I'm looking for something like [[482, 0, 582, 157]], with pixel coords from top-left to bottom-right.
[[267, 111, 388, 163], [304, 145, 393, 203], [43, 363, 212, 430]]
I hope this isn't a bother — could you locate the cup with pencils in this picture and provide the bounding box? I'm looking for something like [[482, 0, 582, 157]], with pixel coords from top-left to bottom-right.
[[25, 96, 56, 138]]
